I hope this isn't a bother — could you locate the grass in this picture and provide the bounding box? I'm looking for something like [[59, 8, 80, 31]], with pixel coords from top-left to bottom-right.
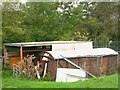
[[2, 70, 118, 88]]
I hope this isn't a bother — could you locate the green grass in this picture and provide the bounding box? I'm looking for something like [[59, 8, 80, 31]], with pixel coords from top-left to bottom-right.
[[2, 70, 118, 88]]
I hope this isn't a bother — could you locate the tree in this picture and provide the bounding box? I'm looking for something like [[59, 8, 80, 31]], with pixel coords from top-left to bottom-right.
[[2, 2, 119, 49], [91, 2, 119, 47], [2, 2, 28, 43]]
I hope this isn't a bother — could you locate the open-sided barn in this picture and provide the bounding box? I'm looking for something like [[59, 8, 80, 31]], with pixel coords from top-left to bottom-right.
[[3, 41, 88, 69], [3, 41, 118, 82]]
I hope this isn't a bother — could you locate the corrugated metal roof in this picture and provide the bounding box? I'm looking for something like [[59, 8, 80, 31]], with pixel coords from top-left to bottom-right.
[[4, 41, 91, 47], [47, 48, 118, 59]]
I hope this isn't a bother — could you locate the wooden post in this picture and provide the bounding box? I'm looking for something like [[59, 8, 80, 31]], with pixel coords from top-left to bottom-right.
[[35, 66, 40, 79], [43, 62, 48, 79], [3, 46, 6, 68], [20, 47, 23, 61], [57, 56, 59, 69], [96, 57, 99, 77]]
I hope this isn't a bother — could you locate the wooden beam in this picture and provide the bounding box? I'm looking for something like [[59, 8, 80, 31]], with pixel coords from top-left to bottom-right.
[[60, 55, 97, 78], [20, 47, 23, 61], [3, 46, 6, 68], [35, 66, 40, 79], [43, 62, 48, 79], [22, 49, 50, 53]]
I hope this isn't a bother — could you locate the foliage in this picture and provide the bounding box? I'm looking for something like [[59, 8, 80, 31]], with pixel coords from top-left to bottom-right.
[[2, 2, 119, 48], [2, 2, 28, 43], [43, 73, 54, 81], [90, 2, 119, 46]]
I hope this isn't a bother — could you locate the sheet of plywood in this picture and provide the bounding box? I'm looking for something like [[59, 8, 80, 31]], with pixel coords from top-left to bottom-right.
[[56, 68, 86, 82], [66, 74, 87, 82], [10, 57, 20, 69]]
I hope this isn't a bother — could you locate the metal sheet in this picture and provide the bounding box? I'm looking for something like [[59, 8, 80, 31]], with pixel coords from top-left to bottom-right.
[[4, 41, 90, 47], [48, 48, 118, 59]]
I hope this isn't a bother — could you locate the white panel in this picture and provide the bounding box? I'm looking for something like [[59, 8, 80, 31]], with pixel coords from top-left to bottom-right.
[[52, 42, 93, 51], [56, 68, 86, 82], [66, 74, 87, 82], [52, 44, 75, 51], [75, 42, 93, 51], [48, 47, 118, 59]]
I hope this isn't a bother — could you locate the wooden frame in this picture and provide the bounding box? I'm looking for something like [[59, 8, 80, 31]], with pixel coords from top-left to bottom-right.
[[3, 46, 6, 68], [20, 47, 23, 61]]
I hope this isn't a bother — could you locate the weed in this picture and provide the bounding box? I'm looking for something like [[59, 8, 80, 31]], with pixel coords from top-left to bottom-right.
[[43, 73, 54, 81]]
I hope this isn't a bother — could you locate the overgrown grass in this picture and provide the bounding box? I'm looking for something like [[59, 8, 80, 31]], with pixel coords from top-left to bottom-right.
[[2, 70, 118, 88]]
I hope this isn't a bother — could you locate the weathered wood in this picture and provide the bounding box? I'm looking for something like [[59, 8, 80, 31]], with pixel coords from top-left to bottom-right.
[[23, 49, 50, 52], [13, 64, 21, 77], [16, 54, 43, 79], [43, 63, 48, 79], [47, 55, 117, 79], [3, 46, 6, 68], [20, 47, 23, 61], [35, 66, 40, 79], [60, 55, 97, 78]]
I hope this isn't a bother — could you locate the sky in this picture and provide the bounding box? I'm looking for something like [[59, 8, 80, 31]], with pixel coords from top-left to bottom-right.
[[20, 0, 27, 4]]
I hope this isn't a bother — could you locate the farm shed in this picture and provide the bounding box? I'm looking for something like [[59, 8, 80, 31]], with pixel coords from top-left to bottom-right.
[[41, 47, 118, 80], [3, 41, 92, 69], [3, 41, 118, 81]]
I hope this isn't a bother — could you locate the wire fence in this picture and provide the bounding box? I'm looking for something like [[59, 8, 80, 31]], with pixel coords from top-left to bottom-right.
[[93, 41, 120, 52]]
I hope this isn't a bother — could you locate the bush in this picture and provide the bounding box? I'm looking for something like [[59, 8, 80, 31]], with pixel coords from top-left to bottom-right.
[[43, 73, 54, 81]]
